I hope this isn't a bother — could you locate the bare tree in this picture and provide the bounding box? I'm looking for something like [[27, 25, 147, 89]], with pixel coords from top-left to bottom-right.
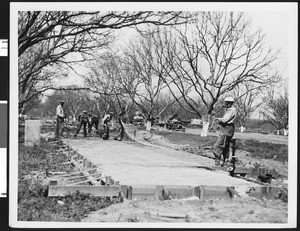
[[261, 86, 288, 130], [156, 12, 281, 117], [120, 34, 184, 130], [84, 51, 135, 117], [18, 11, 193, 113], [232, 82, 264, 130], [41, 88, 96, 120]]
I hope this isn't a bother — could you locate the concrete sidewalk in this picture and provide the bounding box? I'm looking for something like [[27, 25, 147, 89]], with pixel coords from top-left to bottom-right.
[[63, 137, 257, 187]]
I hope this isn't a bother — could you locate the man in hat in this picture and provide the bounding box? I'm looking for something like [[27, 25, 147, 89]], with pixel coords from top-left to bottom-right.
[[74, 110, 90, 137], [102, 112, 114, 140], [55, 100, 65, 138], [213, 96, 237, 167]]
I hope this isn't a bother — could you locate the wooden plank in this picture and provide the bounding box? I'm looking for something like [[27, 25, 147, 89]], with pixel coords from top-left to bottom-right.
[[204, 186, 231, 200], [163, 186, 194, 199], [155, 185, 163, 200], [67, 176, 104, 185], [248, 186, 285, 200], [235, 175, 266, 185], [131, 185, 156, 198], [83, 158, 87, 167], [64, 172, 102, 181], [120, 185, 128, 198], [149, 212, 187, 219], [48, 171, 67, 175], [193, 186, 200, 198], [128, 186, 133, 199], [48, 185, 120, 197], [58, 168, 98, 177], [227, 186, 240, 197], [87, 161, 92, 168], [199, 185, 204, 202]]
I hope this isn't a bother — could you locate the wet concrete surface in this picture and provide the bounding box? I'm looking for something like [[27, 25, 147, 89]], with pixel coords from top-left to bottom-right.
[[63, 137, 257, 187]]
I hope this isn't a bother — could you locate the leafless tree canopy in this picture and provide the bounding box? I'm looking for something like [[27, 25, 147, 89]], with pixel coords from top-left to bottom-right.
[[261, 86, 288, 130], [18, 11, 285, 124], [154, 12, 281, 115], [18, 11, 192, 113], [233, 82, 264, 127]]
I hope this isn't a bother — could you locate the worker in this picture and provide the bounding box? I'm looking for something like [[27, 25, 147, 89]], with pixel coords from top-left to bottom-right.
[[55, 100, 65, 138], [114, 107, 126, 141], [88, 113, 100, 134], [102, 112, 114, 140], [212, 97, 237, 167], [74, 110, 90, 137]]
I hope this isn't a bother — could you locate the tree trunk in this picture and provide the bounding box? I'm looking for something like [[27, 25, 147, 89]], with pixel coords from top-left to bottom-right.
[[201, 114, 211, 137], [146, 120, 152, 131]]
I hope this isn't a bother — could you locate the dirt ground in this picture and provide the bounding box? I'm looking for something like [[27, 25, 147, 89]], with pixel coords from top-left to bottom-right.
[[82, 196, 288, 224]]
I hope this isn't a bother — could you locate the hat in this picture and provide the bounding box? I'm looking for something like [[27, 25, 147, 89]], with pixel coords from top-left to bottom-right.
[[60, 100, 65, 103], [83, 110, 87, 113], [110, 112, 114, 115], [224, 97, 234, 102]]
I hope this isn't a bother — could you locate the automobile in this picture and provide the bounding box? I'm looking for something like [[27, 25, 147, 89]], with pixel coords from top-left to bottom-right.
[[165, 119, 186, 132], [186, 118, 202, 129], [132, 115, 144, 127]]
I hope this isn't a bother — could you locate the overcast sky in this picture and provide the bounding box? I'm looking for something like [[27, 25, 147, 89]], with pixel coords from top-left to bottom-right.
[[246, 11, 289, 80]]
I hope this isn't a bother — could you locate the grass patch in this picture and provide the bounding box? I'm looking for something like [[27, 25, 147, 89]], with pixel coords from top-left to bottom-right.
[[153, 130, 288, 162], [18, 181, 121, 222], [237, 139, 288, 162]]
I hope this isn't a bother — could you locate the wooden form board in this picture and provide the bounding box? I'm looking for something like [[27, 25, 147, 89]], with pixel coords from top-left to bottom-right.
[[48, 185, 120, 197], [48, 184, 286, 201]]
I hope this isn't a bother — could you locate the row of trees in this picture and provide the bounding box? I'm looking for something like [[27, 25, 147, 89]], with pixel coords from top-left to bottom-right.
[[18, 11, 288, 130], [18, 11, 193, 113]]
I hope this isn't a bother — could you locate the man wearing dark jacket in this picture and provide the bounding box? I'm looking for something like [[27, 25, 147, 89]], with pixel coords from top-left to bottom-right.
[[114, 107, 126, 141], [74, 111, 90, 137], [88, 113, 100, 134]]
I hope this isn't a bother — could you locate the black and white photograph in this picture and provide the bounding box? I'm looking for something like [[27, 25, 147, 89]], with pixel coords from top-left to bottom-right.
[[9, 2, 297, 229]]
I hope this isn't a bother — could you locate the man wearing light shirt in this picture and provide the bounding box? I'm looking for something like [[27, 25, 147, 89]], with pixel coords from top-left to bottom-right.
[[213, 97, 237, 167], [55, 100, 65, 138], [102, 112, 114, 140]]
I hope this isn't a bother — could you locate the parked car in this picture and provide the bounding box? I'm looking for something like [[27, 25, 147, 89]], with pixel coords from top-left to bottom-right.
[[132, 115, 144, 127], [165, 119, 186, 132]]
